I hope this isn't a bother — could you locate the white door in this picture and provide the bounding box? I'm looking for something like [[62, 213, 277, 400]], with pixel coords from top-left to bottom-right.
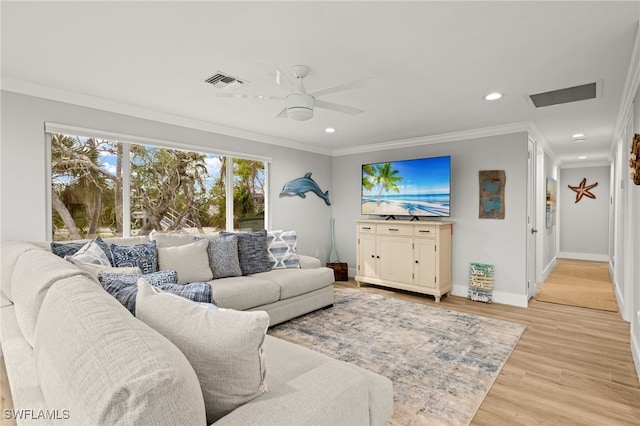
[[527, 138, 537, 300], [378, 235, 413, 283]]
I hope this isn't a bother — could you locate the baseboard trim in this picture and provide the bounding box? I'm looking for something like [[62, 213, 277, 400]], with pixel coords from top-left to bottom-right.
[[557, 252, 609, 262], [452, 285, 528, 308], [542, 257, 557, 282], [632, 326, 640, 381]]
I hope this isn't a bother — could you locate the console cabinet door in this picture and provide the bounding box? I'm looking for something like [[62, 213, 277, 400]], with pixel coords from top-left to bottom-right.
[[358, 232, 378, 278], [414, 238, 437, 289], [378, 235, 413, 283]]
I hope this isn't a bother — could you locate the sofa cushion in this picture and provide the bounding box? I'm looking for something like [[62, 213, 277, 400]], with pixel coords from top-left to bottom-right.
[[0, 241, 42, 302], [157, 239, 212, 284], [136, 280, 269, 424], [150, 229, 197, 247], [34, 275, 207, 426], [251, 267, 335, 299], [110, 240, 158, 274], [11, 248, 94, 347], [197, 235, 243, 279], [51, 236, 114, 265], [221, 230, 271, 275], [210, 276, 280, 310]]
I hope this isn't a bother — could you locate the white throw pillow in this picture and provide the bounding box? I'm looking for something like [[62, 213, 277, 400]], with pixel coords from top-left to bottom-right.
[[157, 239, 212, 285], [135, 280, 270, 424], [64, 239, 111, 267], [65, 240, 142, 278]]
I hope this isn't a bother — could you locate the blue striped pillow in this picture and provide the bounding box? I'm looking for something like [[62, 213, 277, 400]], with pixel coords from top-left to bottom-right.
[[267, 230, 300, 269]]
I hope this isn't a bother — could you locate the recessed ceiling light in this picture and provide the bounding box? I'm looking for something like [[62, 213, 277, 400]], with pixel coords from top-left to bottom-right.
[[484, 92, 503, 101], [573, 139, 586, 143], [578, 156, 588, 159], [572, 133, 585, 138], [325, 127, 336, 133]]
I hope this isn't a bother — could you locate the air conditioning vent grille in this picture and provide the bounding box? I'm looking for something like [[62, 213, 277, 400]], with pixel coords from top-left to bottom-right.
[[204, 72, 247, 89], [529, 82, 598, 108]]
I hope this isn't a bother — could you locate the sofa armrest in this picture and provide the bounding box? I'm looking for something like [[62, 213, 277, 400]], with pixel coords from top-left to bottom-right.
[[298, 255, 321, 269], [213, 363, 370, 426]]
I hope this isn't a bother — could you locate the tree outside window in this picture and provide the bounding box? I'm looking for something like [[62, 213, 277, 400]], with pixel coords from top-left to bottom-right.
[[50, 133, 265, 240]]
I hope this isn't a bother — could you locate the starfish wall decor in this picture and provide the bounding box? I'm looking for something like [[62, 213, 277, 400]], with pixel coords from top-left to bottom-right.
[[568, 178, 598, 203]]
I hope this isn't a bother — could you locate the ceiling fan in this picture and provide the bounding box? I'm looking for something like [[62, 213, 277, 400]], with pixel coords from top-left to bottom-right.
[[217, 64, 374, 121]]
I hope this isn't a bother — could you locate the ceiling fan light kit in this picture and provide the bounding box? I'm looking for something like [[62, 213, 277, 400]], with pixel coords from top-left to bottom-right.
[[285, 93, 314, 121]]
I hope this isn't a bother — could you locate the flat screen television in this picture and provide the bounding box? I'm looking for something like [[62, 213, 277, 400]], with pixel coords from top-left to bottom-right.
[[361, 155, 451, 218]]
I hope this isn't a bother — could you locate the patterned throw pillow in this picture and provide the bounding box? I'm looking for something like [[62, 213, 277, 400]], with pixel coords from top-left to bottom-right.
[[267, 230, 300, 269], [220, 230, 271, 275], [51, 236, 114, 265], [64, 239, 111, 267], [196, 235, 242, 279], [98, 270, 178, 314], [111, 240, 158, 274], [97, 270, 212, 314]]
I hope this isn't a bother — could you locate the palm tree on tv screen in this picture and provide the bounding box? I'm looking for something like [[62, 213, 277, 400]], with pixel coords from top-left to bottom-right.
[[373, 163, 403, 206]]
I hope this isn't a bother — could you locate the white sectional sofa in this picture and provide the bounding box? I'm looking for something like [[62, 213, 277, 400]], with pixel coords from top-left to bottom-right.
[[0, 233, 394, 425]]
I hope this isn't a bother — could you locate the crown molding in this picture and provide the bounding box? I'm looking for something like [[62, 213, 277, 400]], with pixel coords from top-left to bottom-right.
[[611, 20, 640, 154], [0, 76, 333, 156], [331, 121, 536, 157], [2, 76, 564, 161]]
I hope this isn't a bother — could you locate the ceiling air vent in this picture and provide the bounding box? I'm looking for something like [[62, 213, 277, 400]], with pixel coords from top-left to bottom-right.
[[529, 81, 601, 108], [204, 72, 247, 89]]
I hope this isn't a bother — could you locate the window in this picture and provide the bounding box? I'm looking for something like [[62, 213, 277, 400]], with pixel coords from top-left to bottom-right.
[[49, 131, 267, 240]]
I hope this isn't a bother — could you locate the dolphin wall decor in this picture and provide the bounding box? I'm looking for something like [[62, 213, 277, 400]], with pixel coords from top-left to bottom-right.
[[279, 172, 331, 205]]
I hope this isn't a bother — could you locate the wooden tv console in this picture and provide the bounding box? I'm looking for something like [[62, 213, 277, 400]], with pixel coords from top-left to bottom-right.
[[355, 220, 453, 302]]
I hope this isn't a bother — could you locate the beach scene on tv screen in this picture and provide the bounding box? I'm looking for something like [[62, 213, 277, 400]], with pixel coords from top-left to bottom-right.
[[361, 156, 450, 217]]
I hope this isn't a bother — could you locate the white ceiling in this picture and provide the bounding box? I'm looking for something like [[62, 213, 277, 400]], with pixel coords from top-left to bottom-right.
[[2, 1, 638, 164]]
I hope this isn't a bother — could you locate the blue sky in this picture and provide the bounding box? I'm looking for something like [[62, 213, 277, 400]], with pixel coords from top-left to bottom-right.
[[362, 156, 450, 195]]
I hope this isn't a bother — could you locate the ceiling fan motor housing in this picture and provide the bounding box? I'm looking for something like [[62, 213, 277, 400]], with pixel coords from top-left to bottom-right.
[[287, 93, 314, 121]]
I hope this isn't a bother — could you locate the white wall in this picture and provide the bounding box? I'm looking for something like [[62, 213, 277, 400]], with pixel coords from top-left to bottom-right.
[[558, 166, 610, 260], [0, 91, 334, 262], [632, 83, 640, 380], [331, 132, 530, 306]]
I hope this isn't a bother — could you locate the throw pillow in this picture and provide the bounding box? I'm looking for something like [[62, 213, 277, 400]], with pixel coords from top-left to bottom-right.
[[51, 236, 114, 265], [98, 270, 178, 314], [220, 230, 271, 275], [150, 229, 197, 248], [157, 239, 212, 285], [196, 235, 242, 279], [266, 230, 300, 269], [135, 280, 269, 424], [111, 240, 158, 274], [64, 239, 111, 267]]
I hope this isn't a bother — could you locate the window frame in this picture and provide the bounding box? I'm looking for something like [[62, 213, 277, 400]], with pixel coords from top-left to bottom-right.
[[45, 122, 271, 238]]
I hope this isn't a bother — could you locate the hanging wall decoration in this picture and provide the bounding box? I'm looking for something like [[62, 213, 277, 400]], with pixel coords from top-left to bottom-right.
[[478, 170, 506, 219], [279, 172, 331, 205], [568, 178, 597, 203], [630, 133, 640, 185]]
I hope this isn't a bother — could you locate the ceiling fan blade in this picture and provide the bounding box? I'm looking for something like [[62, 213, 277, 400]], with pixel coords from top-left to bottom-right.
[[216, 93, 284, 100], [309, 77, 376, 98], [276, 107, 288, 118], [315, 99, 364, 115], [272, 63, 302, 92]]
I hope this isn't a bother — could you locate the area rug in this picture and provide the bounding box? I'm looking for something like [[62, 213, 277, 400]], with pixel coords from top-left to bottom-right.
[[536, 259, 618, 312], [269, 289, 526, 425]]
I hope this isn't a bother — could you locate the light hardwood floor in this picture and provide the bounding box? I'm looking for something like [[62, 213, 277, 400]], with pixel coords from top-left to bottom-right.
[[335, 281, 640, 425], [2, 282, 638, 426]]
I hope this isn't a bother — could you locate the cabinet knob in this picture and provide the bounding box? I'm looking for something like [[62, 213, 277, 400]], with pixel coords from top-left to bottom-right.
[[415, 260, 419, 264], [376, 256, 380, 259], [371, 255, 375, 258]]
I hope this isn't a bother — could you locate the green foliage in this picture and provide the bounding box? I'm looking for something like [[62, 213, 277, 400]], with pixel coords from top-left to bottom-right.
[[52, 133, 265, 238]]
